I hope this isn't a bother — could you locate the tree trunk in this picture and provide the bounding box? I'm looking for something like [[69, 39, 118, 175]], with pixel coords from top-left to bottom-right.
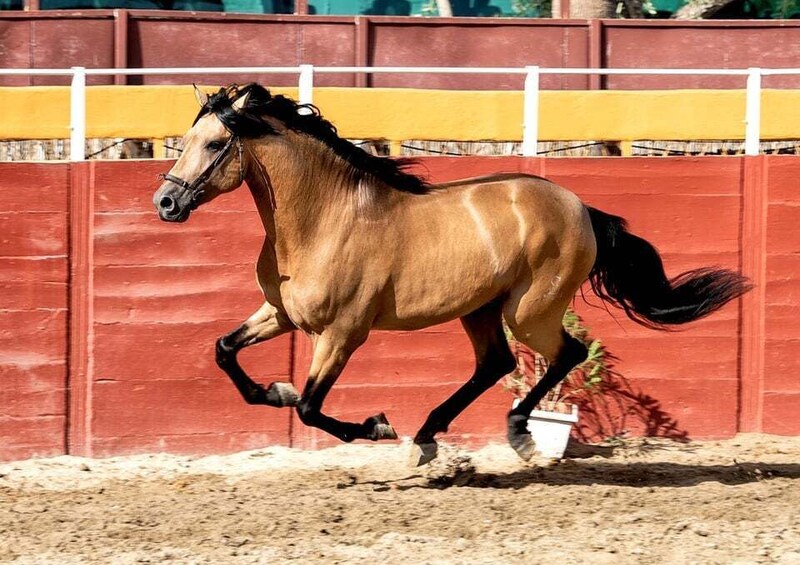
[[552, 0, 649, 18], [553, 0, 616, 18], [435, 0, 453, 16]]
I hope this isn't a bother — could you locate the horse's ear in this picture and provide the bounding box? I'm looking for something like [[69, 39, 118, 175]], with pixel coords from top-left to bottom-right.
[[193, 84, 209, 107], [232, 90, 251, 113]]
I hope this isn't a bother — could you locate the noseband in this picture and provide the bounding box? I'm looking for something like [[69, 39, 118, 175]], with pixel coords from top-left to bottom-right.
[[160, 135, 244, 209]]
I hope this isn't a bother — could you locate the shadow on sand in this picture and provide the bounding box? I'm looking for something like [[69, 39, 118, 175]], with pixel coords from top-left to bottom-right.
[[405, 460, 800, 491]]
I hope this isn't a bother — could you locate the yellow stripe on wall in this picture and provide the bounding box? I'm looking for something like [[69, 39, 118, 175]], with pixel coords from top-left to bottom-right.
[[1, 85, 800, 143], [0, 86, 298, 139], [314, 88, 524, 141], [541, 90, 748, 141]]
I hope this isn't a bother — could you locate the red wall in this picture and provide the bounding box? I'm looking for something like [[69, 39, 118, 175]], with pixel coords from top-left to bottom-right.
[[3, 14, 800, 89], [2, 156, 798, 461], [0, 165, 69, 461], [761, 159, 800, 433]]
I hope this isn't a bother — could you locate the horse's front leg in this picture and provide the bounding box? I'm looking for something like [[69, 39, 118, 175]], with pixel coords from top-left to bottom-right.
[[295, 333, 398, 442], [215, 301, 298, 407]]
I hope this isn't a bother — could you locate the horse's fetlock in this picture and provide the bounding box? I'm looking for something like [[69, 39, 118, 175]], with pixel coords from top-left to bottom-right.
[[507, 412, 529, 435], [296, 400, 317, 426], [424, 409, 449, 435], [243, 394, 261, 406], [215, 337, 236, 368], [265, 382, 299, 407]]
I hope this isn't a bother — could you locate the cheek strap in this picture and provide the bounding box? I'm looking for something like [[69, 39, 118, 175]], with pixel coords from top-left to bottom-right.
[[158, 135, 242, 208]]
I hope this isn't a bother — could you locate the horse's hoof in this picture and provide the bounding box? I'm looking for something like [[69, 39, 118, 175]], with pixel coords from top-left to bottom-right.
[[365, 412, 398, 441], [266, 382, 300, 407], [410, 442, 439, 467], [373, 423, 398, 441], [507, 414, 536, 461], [509, 433, 537, 461]]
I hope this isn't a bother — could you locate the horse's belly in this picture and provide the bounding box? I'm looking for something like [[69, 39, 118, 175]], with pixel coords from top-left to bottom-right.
[[372, 265, 511, 331]]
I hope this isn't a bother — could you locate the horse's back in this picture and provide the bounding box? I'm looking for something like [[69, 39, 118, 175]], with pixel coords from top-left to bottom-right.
[[436, 173, 589, 227], [435, 173, 594, 263], [372, 173, 595, 331]]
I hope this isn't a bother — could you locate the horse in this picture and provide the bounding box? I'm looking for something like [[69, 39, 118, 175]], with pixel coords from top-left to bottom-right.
[[153, 84, 750, 465]]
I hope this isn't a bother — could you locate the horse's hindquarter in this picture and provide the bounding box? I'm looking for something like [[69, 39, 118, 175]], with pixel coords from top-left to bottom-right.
[[374, 175, 596, 331]]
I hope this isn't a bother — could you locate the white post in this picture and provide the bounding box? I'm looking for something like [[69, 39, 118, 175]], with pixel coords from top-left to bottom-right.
[[70, 66, 87, 162], [522, 65, 540, 157], [298, 64, 314, 106], [745, 67, 761, 156]]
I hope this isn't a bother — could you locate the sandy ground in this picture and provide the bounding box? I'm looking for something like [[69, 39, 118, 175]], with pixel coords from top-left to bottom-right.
[[2, 435, 800, 564]]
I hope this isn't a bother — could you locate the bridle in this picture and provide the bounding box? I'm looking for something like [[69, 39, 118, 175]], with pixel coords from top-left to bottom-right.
[[159, 134, 244, 209]]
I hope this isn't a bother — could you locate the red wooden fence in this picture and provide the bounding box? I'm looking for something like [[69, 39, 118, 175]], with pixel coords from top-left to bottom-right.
[[2, 156, 798, 461], [3, 14, 800, 89]]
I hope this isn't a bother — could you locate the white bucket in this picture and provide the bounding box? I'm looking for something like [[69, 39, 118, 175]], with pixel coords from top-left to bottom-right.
[[512, 400, 579, 459]]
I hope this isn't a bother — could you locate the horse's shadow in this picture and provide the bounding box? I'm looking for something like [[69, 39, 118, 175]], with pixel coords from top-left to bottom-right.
[[400, 460, 800, 491]]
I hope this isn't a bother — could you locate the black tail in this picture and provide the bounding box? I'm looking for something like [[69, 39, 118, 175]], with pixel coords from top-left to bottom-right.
[[586, 207, 751, 330]]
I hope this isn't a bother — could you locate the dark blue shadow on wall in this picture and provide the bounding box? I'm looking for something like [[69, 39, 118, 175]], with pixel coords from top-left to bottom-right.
[[37, 0, 293, 10], [363, 0, 410, 15]]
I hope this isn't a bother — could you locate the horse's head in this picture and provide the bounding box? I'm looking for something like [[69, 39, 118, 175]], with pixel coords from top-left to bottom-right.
[[153, 85, 252, 222], [154, 82, 429, 222]]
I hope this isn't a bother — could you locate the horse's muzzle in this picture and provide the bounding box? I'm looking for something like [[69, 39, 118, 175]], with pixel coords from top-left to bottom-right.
[[153, 184, 193, 223]]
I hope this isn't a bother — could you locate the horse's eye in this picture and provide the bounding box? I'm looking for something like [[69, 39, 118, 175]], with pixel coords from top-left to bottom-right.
[[206, 140, 224, 152]]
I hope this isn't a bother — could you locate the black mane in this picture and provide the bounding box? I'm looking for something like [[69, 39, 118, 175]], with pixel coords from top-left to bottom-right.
[[194, 83, 432, 195]]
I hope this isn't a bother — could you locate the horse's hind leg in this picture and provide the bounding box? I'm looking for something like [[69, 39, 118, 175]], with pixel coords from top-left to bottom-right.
[[411, 300, 516, 466], [215, 301, 298, 407], [295, 332, 399, 442], [506, 324, 588, 460]]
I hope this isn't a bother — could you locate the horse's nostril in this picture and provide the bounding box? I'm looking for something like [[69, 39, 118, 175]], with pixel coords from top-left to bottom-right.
[[160, 196, 176, 212]]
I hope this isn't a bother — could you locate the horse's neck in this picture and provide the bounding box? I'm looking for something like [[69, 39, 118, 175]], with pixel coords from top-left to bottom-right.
[[245, 137, 355, 252]]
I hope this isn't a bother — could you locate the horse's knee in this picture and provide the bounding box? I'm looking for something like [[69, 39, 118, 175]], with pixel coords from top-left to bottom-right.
[[558, 333, 588, 370]]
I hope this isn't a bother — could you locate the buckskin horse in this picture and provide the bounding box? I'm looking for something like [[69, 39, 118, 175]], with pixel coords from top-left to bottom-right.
[[153, 84, 750, 465]]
